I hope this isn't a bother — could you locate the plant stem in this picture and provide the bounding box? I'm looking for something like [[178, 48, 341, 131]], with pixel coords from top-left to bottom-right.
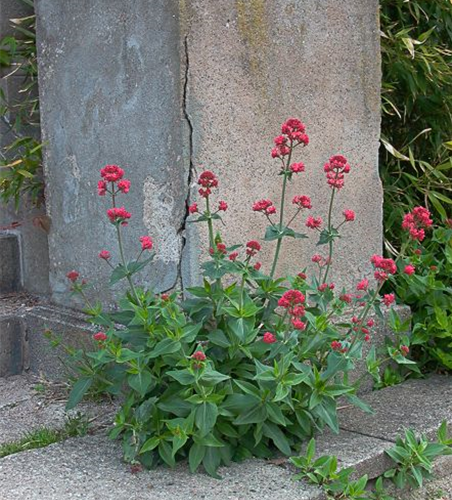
[[270, 146, 293, 278], [322, 188, 336, 284], [116, 224, 140, 304], [205, 196, 215, 249]]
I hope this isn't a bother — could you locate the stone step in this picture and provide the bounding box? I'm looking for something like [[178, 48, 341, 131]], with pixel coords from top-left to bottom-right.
[[0, 376, 450, 499]]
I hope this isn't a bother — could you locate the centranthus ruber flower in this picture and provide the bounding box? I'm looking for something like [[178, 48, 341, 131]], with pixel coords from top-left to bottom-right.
[[292, 195, 312, 210], [253, 199, 276, 215], [117, 179, 131, 194], [382, 293, 395, 306], [343, 209, 355, 222], [66, 270, 79, 282], [263, 332, 277, 344], [188, 203, 198, 214], [139, 236, 153, 251], [324, 155, 351, 190], [218, 200, 228, 211], [197, 170, 218, 198], [99, 250, 111, 260], [246, 240, 261, 257], [100, 165, 124, 183], [402, 206, 433, 242], [404, 264, 415, 276], [107, 207, 132, 225], [290, 162, 305, 173], [306, 216, 322, 229], [93, 332, 108, 342]]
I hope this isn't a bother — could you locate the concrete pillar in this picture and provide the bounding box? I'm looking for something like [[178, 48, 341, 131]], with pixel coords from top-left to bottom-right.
[[181, 0, 382, 286], [35, 0, 188, 305]]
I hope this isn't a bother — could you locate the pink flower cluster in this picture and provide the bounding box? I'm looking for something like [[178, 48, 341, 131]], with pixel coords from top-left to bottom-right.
[[253, 199, 276, 215], [93, 331, 107, 342], [324, 155, 350, 190], [140, 236, 153, 251], [292, 195, 312, 210], [402, 206, 433, 241], [306, 216, 322, 229], [107, 207, 132, 225], [290, 162, 305, 173], [278, 289, 306, 330], [98, 165, 131, 196], [370, 255, 397, 282], [263, 332, 277, 344], [246, 240, 261, 257], [271, 118, 309, 158], [198, 170, 218, 198]]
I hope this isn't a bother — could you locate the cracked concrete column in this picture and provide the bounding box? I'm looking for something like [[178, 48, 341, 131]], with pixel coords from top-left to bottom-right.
[[35, 0, 187, 305], [181, 0, 382, 287]]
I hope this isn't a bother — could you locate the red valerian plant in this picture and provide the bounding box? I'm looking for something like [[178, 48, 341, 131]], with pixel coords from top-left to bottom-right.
[[62, 120, 432, 477]]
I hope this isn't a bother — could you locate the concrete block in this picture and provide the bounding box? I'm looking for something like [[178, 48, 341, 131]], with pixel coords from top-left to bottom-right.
[[339, 375, 452, 442], [182, 0, 382, 289], [35, 0, 187, 306], [0, 234, 21, 293]]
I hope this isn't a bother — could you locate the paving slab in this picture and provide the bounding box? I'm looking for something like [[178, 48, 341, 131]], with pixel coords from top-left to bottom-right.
[[338, 375, 452, 442], [0, 375, 116, 444], [0, 434, 324, 500]]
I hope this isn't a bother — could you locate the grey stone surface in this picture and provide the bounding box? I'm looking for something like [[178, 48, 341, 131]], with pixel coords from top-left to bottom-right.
[[0, 234, 21, 293], [0, 434, 323, 500], [35, 0, 187, 306], [314, 429, 393, 479], [339, 375, 452, 442], [0, 315, 24, 376], [182, 0, 382, 288], [0, 375, 117, 444]]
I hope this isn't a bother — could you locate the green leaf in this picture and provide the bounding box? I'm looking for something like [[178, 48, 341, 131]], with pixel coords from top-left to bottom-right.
[[167, 369, 195, 386], [208, 329, 231, 348], [148, 338, 181, 359], [128, 370, 152, 396], [140, 436, 160, 454], [66, 377, 93, 410], [234, 404, 267, 425], [201, 369, 230, 386], [195, 403, 218, 437], [188, 443, 206, 473], [262, 422, 292, 455]]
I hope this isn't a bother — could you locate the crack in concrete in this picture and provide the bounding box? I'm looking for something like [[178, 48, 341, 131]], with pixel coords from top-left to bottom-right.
[[176, 34, 196, 292]]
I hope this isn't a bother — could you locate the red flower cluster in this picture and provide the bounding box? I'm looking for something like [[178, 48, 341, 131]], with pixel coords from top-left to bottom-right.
[[331, 340, 347, 353], [101, 165, 124, 183], [402, 206, 433, 241], [400, 345, 410, 357], [253, 199, 276, 215], [140, 236, 153, 251], [263, 332, 277, 344], [218, 200, 228, 211], [198, 170, 218, 198], [343, 209, 355, 222], [67, 270, 79, 282], [404, 264, 415, 276], [93, 331, 107, 342], [278, 290, 307, 327], [188, 203, 198, 214], [356, 278, 369, 291], [117, 179, 131, 194], [290, 162, 305, 173], [246, 240, 261, 256], [292, 195, 312, 210], [324, 155, 350, 190], [371, 255, 397, 282], [318, 283, 334, 292], [382, 293, 395, 306], [306, 216, 322, 229], [271, 118, 309, 158], [340, 293, 353, 304], [107, 207, 132, 225], [192, 351, 206, 361], [98, 165, 131, 197], [99, 250, 111, 260], [229, 251, 239, 261]]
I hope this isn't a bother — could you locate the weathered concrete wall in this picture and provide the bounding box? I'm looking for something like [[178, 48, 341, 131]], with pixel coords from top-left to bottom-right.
[[181, 0, 382, 286], [35, 0, 188, 305], [0, 0, 50, 296]]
